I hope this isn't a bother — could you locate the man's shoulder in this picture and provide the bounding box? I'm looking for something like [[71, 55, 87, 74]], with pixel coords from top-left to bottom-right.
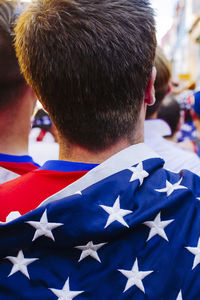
[[0, 168, 60, 222], [0, 170, 37, 198], [0, 167, 89, 222], [0, 159, 200, 298], [0, 153, 39, 183], [0, 167, 20, 184], [146, 137, 200, 175], [165, 141, 200, 171], [144, 119, 172, 137], [40, 155, 200, 210], [0, 171, 36, 222]]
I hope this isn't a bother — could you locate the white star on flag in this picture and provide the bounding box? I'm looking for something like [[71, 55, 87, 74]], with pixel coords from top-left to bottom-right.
[[100, 196, 133, 228], [197, 197, 200, 201], [129, 162, 149, 186], [75, 191, 82, 196], [5, 250, 38, 279], [75, 241, 107, 263], [143, 212, 174, 242], [26, 209, 63, 242], [118, 258, 153, 293], [0, 211, 21, 224], [176, 291, 183, 300], [186, 237, 200, 270], [49, 277, 84, 300], [155, 178, 187, 197]]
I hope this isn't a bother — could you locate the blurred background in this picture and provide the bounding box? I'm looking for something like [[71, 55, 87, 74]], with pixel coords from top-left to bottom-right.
[[152, 0, 200, 87]]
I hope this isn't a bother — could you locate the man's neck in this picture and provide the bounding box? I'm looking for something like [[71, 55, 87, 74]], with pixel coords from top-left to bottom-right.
[[0, 88, 36, 156], [0, 118, 29, 155], [59, 134, 144, 164], [0, 108, 31, 156], [146, 112, 158, 120], [59, 104, 145, 164], [165, 135, 177, 143]]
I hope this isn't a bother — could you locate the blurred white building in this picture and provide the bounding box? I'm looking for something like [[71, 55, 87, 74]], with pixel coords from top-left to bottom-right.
[[162, 0, 200, 86]]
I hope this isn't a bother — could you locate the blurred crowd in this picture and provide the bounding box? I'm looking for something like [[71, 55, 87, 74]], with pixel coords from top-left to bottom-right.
[[145, 46, 200, 175]]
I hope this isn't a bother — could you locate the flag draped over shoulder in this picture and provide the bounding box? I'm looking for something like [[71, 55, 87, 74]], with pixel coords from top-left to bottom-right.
[[0, 144, 200, 299], [0, 153, 39, 184]]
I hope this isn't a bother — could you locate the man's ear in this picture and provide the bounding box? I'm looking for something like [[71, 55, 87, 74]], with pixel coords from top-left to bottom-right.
[[144, 66, 157, 106]]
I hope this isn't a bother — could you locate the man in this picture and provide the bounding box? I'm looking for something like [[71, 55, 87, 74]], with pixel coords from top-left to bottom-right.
[[144, 47, 200, 175], [0, 0, 59, 182], [29, 108, 60, 164], [0, 0, 156, 220], [0, 0, 39, 183], [157, 95, 182, 143], [180, 91, 200, 156], [0, 0, 200, 298], [30, 109, 57, 143]]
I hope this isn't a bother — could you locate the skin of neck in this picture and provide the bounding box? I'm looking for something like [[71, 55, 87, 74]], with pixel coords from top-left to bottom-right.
[[59, 102, 146, 164], [165, 134, 177, 143], [0, 87, 36, 156]]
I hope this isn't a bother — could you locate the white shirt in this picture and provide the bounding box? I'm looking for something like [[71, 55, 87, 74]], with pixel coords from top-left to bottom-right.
[[0, 167, 19, 184], [29, 128, 55, 143], [144, 119, 200, 176], [28, 142, 59, 165]]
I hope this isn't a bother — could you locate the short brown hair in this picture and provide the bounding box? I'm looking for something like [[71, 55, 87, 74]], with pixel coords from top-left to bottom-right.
[[146, 47, 171, 119], [15, 0, 156, 151], [0, 0, 26, 110], [157, 95, 181, 136]]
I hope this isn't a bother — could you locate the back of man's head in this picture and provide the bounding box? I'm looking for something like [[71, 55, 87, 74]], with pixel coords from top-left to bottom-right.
[[157, 95, 181, 137], [0, 0, 26, 110], [15, 0, 156, 151]]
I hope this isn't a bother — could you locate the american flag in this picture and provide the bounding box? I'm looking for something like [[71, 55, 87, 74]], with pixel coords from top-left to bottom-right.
[[0, 144, 200, 299], [0, 153, 39, 184]]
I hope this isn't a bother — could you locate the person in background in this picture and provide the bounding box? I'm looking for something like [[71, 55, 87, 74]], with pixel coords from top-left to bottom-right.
[[30, 109, 58, 143], [145, 47, 200, 174], [175, 82, 198, 144], [1, 0, 200, 298], [175, 91, 200, 155], [188, 91, 200, 155], [146, 47, 171, 121], [191, 91, 200, 136], [177, 99, 198, 144], [0, 0, 39, 183], [28, 108, 59, 164], [157, 95, 182, 143], [157, 95, 197, 154]]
